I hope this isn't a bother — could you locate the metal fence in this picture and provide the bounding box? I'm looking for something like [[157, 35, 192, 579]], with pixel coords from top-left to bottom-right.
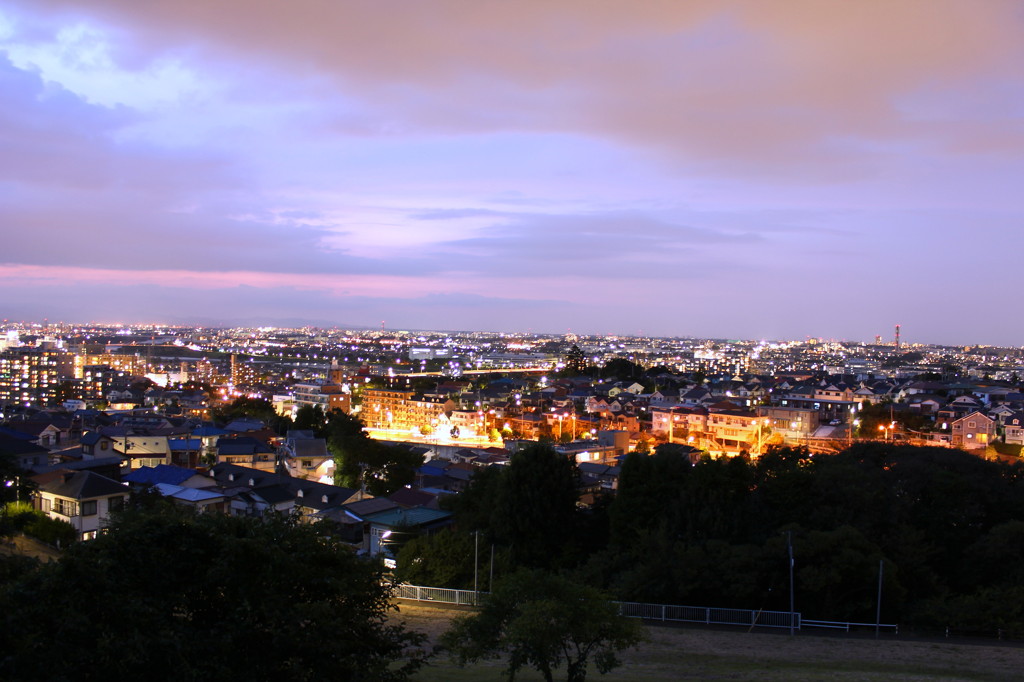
[[394, 583, 482, 606], [615, 601, 798, 630], [394, 583, 899, 634], [802, 619, 899, 634]]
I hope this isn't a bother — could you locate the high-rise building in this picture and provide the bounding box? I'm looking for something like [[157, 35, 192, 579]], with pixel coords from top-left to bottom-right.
[[0, 347, 74, 406], [72, 352, 146, 379]]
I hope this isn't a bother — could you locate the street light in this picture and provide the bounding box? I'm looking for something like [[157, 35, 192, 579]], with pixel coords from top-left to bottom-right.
[[752, 419, 770, 457], [378, 529, 392, 555], [5, 476, 20, 503]]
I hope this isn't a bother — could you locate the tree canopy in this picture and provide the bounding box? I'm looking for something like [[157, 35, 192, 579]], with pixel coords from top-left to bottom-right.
[[344, 436, 1024, 639], [0, 504, 427, 681], [442, 568, 644, 682], [211, 396, 293, 433], [490, 444, 580, 569], [325, 410, 424, 495]]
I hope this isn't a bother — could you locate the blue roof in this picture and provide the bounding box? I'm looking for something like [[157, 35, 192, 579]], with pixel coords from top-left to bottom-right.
[[191, 425, 230, 437], [168, 438, 202, 450], [365, 507, 452, 528], [0, 426, 37, 441], [418, 465, 446, 478], [124, 464, 201, 487], [153, 483, 224, 503]]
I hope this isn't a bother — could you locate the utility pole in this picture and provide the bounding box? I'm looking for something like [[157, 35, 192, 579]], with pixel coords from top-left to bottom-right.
[[473, 530, 480, 605], [875, 559, 884, 639], [788, 530, 795, 636]]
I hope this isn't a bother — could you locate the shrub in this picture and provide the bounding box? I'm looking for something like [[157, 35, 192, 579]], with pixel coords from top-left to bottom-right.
[[22, 515, 77, 548]]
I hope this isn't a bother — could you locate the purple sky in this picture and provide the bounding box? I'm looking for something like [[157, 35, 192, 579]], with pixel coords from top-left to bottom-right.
[[2, 1, 1023, 345]]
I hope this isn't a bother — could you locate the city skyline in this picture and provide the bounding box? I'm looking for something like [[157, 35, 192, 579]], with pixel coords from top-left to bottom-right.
[[2, 2, 1023, 346]]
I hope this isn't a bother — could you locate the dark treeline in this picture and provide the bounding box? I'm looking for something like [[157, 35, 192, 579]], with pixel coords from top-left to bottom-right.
[[399, 443, 1024, 636]]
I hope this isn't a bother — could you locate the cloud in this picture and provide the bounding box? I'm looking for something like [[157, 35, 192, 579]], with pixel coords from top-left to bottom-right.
[[9, 0, 1022, 180], [0, 2, 1022, 344], [431, 211, 754, 276]]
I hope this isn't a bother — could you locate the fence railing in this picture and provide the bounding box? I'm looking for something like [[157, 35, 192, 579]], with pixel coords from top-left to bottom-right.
[[394, 583, 898, 634], [616, 601, 798, 630], [802, 619, 899, 634], [394, 583, 482, 606]]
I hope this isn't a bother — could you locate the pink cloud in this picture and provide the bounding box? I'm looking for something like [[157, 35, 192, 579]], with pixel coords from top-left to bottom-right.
[[0, 263, 583, 302]]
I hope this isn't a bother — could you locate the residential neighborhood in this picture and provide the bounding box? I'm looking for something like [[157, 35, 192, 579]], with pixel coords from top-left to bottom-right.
[[2, 323, 1024, 548]]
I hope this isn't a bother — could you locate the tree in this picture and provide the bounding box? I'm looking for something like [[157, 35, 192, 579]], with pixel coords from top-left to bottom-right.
[[444, 465, 505, 532], [212, 396, 279, 427], [359, 442, 425, 496], [562, 345, 589, 377], [608, 449, 691, 548], [602, 358, 642, 381], [324, 410, 424, 495], [0, 504, 427, 681], [442, 569, 644, 682], [491, 444, 579, 568], [293, 404, 327, 433]]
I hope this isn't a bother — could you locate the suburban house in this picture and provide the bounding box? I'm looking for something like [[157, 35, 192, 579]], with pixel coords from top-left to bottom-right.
[[363, 506, 453, 561], [207, 463, 364, 519], [315, 496, 400, 545], [151, 483, 227, 513], [213, 435, 278, 471], [124, 464, 214, 491], [0, 433, 52, 473], [278, 431, 334, 482], [1002, 411, 1024, 446], [35, 470, 128, 541], [80, 431, 119, 458], [951, 411, 996, 450]]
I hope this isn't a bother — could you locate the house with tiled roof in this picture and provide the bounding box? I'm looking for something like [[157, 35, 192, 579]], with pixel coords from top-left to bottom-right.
[[124, 464, 213, 490], [214, 435, 277, 471], [313, 496, 400, 544], [0, 433, 51, 472], [0, 420, 65, 448], [168, 437, 202, 468], [207, 463, 362, 518], [905, 394, 943, 415], [951, 411, 996, 450], [152, 483, 227, 512], [388, 487, 442, 510], [80, 430, 118, 459], [363, 506, 453, 558], [1002, 411, 1024, 446], [223, 418, 268, 433], [279, 431, 333, 482], [578, 462, 621, 492], [35, 455, 123, 482], [35, 470, 128, 541]]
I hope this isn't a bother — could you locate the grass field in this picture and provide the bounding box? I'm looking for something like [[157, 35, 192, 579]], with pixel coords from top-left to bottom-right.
[[391, 602, 1024, 681]]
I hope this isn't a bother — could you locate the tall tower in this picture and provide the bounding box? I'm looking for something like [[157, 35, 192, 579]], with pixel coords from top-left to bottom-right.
[[894, 324, 901, 351]]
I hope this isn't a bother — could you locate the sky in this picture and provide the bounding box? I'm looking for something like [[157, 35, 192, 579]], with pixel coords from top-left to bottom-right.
[[1, 1, 1023, 346]]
